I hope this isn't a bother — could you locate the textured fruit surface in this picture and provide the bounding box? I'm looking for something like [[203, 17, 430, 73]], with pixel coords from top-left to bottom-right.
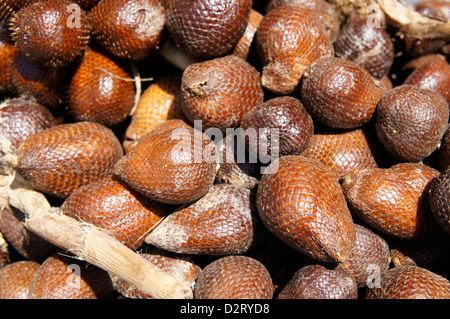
[[240, 96, 314, 158], [181, 54, 264, 130], [256, 5, 334, 95], [112, 247, 202, 299], [194, 255, 274, 299], [28, 253, 114, 299], [365, 265, 450, 299], [342, 224, 390, 287], [163, 0, 252, 58], [146, 184, 254, 255], [68, 49, 136, 127], [14, 121, 124, 198], [256, 155, 356, 263], [89, 0, 166, 60], [341, 163, 440, 239], [114, 125, 218, 204], [0, 25, 18, 93], [429, 168, 450, 235], [403, 54, 450, 104], [61, 175, 171, 249], [301, 56, 385, 129], [232, 8, 263, 59], [277, 264, 358, 299], [334, 11, 394, 79], [9, 0, 91, 67], [125, 73, 185, 147], [376, 85, 449, 162], [0, 260, 40, 299], [0, 98, 53, 152], [302, 126, 379, 179], [0, 0, 35, 19], [439, 127, 450, 170]]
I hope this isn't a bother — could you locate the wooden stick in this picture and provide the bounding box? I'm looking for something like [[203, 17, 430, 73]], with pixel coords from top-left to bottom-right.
[[0, 173, 193, 299]]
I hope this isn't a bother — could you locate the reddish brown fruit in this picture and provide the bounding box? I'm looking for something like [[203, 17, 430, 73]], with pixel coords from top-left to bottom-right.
[[10, 51, 67, 108], [240, 96, 314, 158], [14, 121, 124, 199], [256, 155, 356, 263], [302, 126, 379, 179], [256, 5, 334, 95], [342, 224, 390, 288], [0, 0, 36, 20], [0, 207, 57, 262], [300, 56, 385, 129], [232, 8, 263, 60], [28, 253, 114, 299], [341, 163, 440, 240], [376, 85, 449, 162], [429, 168, 450, 235], [89, 0, 165, 60], [112, 248, 202, 299], [334, 12, 394, 79], [146, 184, 254, 255], [0, 260, 40, 299], [61, 175, 171, 249], [9, 0, 91, 67], [0, 98, 53, 152], [0, 24, 18, 93], [124, 73, 185, 150], [439, 126, 450, 170], [68, 49, 136, 127], [181, 54, 264, 131], [114, 125, 218, 204], [365, 265, 450, 299], [403, 54, 450, 105], [74, 0, 100, 10], [194, 255, 274, 299], [277, 264, 358, 299], [163, 0, 252, 59]]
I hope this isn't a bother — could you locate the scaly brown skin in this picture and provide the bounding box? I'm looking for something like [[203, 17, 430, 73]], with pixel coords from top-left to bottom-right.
[[0, 261, 40, 299], [376, 84, 449, 162], [163, 0, 252, 59], [14, 121, 124, 199], [89, 0, 166, 60], [194, 255, 274, 299], [429, 168, 450, 235], [365, 265, 450, 299], [68, 48, 136, 127], [256, 155, 356, 263], [9, 0, 91, 68]]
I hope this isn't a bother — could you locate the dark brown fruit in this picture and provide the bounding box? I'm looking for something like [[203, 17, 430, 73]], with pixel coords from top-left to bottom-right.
[[111, 247, 202, 299], [415, 0, 450, 21], [28, 253, 114, 299], [10, 51, 66, 108], [0, 207, 57, 262], [334, 11, 394, 79], [376, 84, 449, 162], [9, 0, 91, 67], [194, 255, 274, 299], [341, 163, 440, 240], [429, 168, 450, 235], [0, 260, 40, 299], [163, 0, 252, 59], [180, 54, 264, 131], [232, 8, 263, 60], [61, 175, 171, 249], [256, 5, 334, 95], [240, 96, 314, 158], [403, 54, 450, 105], [74, 0, 100, 10], [146, 184, 254, 255], [114, 125, 218, 204], [365, 265, 450, 299], [124, 73, 185, 150], [277, 264, 358, 299], [256, 155, 356, 263], [14, 121, 124, 199], [68, 49, 136, 127], [265, 0, 319, 12], [302, 126, 379, 179], [89, 0, 166, 60], [300, 56, 385, 129], [342, 224, 390, 288], [0, 24, 18, 93], [0, 98, 53, 152], [439, 126, 450, 170], [0, 0, 36, 20]]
